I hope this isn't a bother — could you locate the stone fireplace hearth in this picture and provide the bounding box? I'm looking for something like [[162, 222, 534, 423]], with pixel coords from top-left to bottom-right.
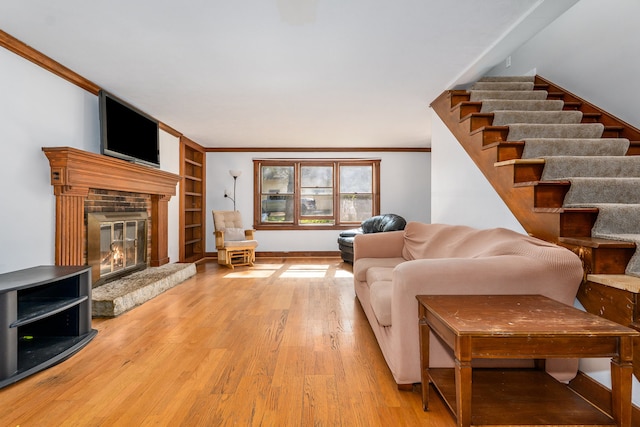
[[92, 262, 196, 317]]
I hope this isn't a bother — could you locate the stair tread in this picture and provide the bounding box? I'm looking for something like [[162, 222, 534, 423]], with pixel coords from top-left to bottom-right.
[[559, 236, 636, 248], [460, 112, 493, 122], [587, 274, 640, 292], [483, 140, 525, 149], [470, 125, 509, 136], [494, 158, 545, 167], [451, 101, 482, 112], [533, 207, 599, 213], [513, 179, 570, 188]]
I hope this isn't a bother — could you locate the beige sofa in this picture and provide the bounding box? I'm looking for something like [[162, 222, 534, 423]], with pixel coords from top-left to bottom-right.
[[353, 222, 584, 388]]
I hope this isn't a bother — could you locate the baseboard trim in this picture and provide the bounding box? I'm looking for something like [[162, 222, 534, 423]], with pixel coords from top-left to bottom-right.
[[569, 370, 640, 425], [204, 251, 341, 259]]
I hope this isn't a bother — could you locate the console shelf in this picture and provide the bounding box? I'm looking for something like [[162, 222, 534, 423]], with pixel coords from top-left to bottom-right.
[[0, 265, 97, 389]]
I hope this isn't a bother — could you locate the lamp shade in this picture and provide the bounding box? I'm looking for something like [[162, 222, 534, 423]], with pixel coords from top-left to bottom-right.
[[229, 169, 242, 178]]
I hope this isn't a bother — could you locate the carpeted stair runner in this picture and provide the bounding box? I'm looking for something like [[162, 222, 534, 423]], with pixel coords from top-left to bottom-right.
[[470, 90, 548, 101], [474, 75, 640, 277], [541, 156, 640, 179], [588, 204, 640, 234], [471, 81, 535, 91], [562, 178, 640, 205], [521, 138, 630, 158], [480, 99, 564, 112], [507, 123, 604, 141], [590, 205, 640, 278], [589, 204, 640, 277], [492, 110, 583, 126], [478, 76, 535, 83]]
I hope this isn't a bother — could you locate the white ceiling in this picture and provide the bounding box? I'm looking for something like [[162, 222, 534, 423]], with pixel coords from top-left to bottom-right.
[[0, 0, 578, 148]]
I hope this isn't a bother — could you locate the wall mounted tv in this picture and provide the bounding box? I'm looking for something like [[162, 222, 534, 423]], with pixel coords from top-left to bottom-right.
[[99, 90, 160, 168]]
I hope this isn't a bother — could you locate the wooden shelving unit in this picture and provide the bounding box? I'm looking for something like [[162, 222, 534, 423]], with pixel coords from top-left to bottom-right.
[[179, 137, 206, 263]]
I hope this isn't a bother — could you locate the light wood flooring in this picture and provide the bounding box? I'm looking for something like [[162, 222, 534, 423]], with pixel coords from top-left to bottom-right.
[[0, 258, 454, 426]]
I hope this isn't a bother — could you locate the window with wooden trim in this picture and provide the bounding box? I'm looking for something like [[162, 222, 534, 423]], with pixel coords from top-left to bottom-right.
[[253, 159, 380, 229]]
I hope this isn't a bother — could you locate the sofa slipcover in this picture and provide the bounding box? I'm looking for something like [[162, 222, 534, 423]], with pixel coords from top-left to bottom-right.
[[353, 222, 584, 388]]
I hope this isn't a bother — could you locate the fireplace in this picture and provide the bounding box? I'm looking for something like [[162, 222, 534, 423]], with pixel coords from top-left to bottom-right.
[[87, 212, 149, 285], [43, 147, 181, 283]]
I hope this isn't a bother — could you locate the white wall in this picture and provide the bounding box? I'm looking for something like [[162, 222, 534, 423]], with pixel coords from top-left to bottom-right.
[[159, 131, 181, 264], [0, 47, 181, 274], [484, 0, 640, 131], [430, 113, 524, 232], [206, 151, 430, 253], [0, 48, 97, 273]]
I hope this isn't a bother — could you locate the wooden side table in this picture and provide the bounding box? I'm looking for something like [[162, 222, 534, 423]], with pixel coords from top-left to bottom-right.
[[417, 294, 639, 427]]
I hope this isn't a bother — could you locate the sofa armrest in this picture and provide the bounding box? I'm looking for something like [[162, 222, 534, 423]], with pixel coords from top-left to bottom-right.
[[215, 230, 225, 249], [353, 230, 405, 261]]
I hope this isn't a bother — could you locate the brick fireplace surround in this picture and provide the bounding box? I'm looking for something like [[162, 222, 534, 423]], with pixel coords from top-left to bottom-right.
[[43, 147, 181, 274]]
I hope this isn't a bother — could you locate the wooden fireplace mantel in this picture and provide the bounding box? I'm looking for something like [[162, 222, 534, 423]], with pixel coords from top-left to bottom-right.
[[43, 147, 181, 268]]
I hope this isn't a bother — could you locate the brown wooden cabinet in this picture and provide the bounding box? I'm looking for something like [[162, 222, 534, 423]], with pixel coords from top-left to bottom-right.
[[179, 137, 206, 263]]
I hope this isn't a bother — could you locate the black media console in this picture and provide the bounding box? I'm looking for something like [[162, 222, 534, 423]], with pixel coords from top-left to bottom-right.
[[0, 265, 97, 388]]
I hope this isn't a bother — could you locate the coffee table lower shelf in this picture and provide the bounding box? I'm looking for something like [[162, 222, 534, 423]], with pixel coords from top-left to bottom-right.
[[429, 368, 615, 426]]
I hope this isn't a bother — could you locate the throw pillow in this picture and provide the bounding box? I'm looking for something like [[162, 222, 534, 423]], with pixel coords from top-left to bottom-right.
[[224, 227, 245, 241]]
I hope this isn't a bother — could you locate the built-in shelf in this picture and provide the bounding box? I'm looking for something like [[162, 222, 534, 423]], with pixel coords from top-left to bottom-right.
[[184, 158, 202, 167], [180, 138, 206, 263], [0, 265, 97, 389]]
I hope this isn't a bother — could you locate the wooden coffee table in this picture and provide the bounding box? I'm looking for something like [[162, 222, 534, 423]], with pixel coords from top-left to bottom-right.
[[417, 294, 638, 427]]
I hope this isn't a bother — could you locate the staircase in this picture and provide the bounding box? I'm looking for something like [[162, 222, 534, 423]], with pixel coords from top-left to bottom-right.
[[431, 75, 640, 280], [431, 75, 640, 382]]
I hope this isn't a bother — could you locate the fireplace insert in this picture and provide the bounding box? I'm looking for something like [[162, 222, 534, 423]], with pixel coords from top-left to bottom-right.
[[87, 212, 148, 286]]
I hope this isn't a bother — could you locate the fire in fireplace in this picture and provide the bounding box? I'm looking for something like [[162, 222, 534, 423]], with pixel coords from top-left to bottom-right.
[[87, 212, 149, 286]]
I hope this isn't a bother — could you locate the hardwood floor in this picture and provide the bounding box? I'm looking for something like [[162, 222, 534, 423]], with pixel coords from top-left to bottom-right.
[[0, 258, 454, 426]]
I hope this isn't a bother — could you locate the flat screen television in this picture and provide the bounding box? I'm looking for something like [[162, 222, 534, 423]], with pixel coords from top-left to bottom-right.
[[98, 90, 160, 168]]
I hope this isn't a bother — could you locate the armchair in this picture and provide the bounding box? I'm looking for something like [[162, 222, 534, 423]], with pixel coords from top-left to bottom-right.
[[337, 213, 406, 263], [212, 210, 258, 268]]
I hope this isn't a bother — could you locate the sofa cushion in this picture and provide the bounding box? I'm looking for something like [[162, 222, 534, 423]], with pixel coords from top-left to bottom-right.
[[353, 257, 405, 282], [224, 239, 258, 248], [369, 281, 392, 326], [224, 227, 246, 241], [366, 267, 394, 284], [401, 222, 560, 260]]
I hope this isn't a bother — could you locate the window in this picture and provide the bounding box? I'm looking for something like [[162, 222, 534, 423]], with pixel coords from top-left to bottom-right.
[[254, 159, 380, 229]]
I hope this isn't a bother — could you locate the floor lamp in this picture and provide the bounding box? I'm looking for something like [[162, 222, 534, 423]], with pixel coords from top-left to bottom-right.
[[225, 169, 242, 211]]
